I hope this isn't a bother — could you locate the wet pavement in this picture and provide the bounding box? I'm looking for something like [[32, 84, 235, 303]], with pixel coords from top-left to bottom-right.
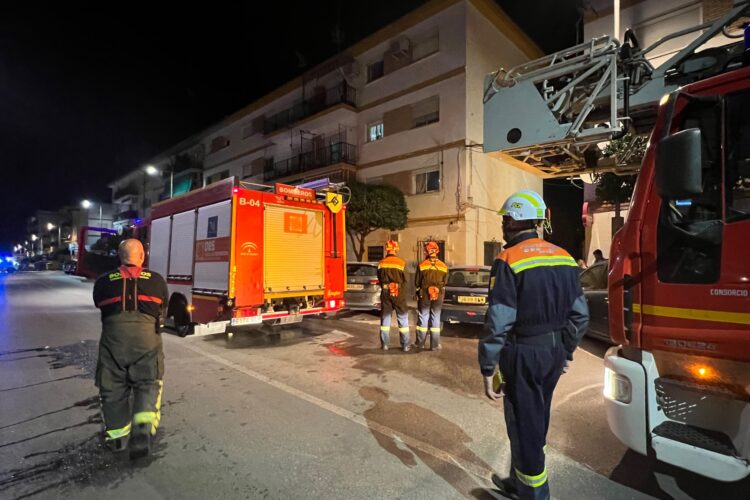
[[1, 272, 747, 499]]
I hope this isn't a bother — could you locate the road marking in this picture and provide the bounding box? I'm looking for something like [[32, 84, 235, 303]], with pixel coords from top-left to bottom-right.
[[553, 383, 604, 410], [172, 337, 495, 484]]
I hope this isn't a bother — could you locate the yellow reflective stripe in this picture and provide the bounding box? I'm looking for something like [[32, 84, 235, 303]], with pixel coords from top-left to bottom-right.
[[510, 254, 575, 269], [430, 327, 441, 332], [419, 264, 448, 272], [517, 192, 541, 208], [399, 327, 410, 332], [416, 326, 428, 332], [105, 423, 131, 440], [378, 263, 405, 270], [511, 258, 577, 273], [633, 303, 750, 326], [380, 326, 390, 331], [515, 467, 548, 488]]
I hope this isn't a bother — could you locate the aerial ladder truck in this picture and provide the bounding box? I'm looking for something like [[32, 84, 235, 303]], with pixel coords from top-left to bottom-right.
[[483, 2, 750, 481]]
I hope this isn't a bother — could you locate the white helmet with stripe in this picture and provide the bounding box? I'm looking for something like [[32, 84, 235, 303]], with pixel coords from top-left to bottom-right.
[[498, 190, 547, 221]]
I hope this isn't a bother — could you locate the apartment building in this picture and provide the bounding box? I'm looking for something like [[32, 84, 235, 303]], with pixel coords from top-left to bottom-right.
[[113, 0, 547, 267]]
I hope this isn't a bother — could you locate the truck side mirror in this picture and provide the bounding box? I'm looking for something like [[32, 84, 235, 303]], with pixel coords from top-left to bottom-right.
[[655, 128, 702, 199]]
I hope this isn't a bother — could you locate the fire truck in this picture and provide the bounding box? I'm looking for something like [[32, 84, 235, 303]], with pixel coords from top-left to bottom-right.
[[483, 2, 750, 482], [147, 177, 347, 336]]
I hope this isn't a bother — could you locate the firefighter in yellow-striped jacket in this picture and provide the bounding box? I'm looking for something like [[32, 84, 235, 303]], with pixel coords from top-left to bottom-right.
[[377, 240, 411, 351], [414, 241, 448, 350]]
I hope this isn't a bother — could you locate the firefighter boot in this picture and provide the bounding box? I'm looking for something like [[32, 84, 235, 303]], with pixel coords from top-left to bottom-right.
[[492, 474, 519, 500], [105, 435, 129, 453], [129, 422, 152, 459]]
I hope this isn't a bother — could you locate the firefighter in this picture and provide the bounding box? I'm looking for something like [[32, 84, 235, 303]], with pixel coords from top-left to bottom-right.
[[93, 238, 169, 459], [377, 240, 410, 351], [478, 190, 589, 500], [414, 240, 448, 350]]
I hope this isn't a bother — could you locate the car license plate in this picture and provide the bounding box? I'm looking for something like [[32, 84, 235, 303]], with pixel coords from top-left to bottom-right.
[[231, 315, 262, 326], [277, 314, 302, 325], [347, 284, 364, 291], [457, 296, 486, 304]]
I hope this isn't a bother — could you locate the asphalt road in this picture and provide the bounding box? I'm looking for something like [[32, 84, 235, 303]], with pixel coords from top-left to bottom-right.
[[0, 272, 746, 499]]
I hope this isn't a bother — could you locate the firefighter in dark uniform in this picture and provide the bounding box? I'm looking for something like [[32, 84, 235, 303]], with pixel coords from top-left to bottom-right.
[[377, 240, 411, 351], [414, 240, 448, 351], [93, 238, 169, 459], [478, 190, 589, 500]]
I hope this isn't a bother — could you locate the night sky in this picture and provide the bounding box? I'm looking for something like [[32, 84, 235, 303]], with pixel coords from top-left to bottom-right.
[[0, 1, 580, 251]]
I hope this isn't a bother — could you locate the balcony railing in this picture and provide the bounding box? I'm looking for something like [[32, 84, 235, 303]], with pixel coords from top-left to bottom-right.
[[263, 82, 356, 135], [264, 142, 357, 182]]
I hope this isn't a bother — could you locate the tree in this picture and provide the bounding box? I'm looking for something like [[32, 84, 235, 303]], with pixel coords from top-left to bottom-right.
[[345, 181, 409, 261]]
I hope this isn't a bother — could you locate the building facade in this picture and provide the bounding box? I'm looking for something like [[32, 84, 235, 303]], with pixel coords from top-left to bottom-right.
[[201, 0, 544, 268], [113, 0, 548, 268]]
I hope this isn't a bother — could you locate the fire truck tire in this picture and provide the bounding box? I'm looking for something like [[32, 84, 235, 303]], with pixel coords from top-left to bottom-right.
[[167, 294, 191, 337]]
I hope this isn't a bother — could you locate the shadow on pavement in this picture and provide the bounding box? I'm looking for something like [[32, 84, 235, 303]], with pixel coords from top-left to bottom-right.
[[610, 449, 749, 499], [359, 386, 496, 498]]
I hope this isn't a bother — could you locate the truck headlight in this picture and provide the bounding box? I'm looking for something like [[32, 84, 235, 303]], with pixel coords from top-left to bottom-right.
[[604, 367, 632, 404]]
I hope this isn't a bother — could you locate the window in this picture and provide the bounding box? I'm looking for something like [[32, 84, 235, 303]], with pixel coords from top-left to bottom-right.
[[367, 60, 384, 83], [415, 168, 440, 194], [206, 170, 230, 185], [368, 122, 384, 142], [366, 245, 384, 262], [580, 263, 608, 290], [447, 268, 489, 288], [657, 98, 722, 284], [412, 96, 439, 128], [347, 263, 378, 277], [725, 91, 750, 222], [210, 136, 230, 153]]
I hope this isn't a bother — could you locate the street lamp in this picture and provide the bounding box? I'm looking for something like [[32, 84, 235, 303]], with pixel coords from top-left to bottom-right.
[[144, 164, 172, 199], [47, 222, 62, 248], [81, 199, 103, 227]]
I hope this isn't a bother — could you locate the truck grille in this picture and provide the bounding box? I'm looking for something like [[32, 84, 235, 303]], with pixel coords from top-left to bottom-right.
[[655, 379, 698, 422]]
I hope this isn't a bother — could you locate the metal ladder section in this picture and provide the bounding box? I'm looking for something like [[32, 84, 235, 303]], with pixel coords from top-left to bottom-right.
[[483, 1, 750, 177]]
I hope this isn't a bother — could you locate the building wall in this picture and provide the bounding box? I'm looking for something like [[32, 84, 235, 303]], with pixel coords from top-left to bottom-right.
[[585, 0, 739, 68]]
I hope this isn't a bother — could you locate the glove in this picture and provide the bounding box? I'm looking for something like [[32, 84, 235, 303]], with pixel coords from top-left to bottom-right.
[[483, 372, 504, 401]]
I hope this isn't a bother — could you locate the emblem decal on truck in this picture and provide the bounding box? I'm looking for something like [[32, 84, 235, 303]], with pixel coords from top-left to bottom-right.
[[240, 241, 259, 257]]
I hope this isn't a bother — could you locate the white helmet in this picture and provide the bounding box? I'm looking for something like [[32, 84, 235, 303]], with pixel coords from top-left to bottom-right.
[[498, 190, 547, 221]]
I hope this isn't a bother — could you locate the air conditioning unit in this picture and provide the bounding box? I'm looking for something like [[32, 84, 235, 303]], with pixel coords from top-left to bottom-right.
[[390, 37, 411, 59]]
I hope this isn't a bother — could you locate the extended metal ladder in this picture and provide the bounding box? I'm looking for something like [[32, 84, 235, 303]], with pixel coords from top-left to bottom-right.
[[483, 1, 750, 177]]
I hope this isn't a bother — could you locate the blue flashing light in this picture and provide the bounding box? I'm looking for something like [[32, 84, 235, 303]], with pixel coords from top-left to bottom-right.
[[675, 199, 693, 206], [135, 218, 143, 224]]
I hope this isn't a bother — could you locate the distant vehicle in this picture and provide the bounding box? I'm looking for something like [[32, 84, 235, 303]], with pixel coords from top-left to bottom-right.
[[441, 266, 491, 325], [579, 261, 611, 343], [344, 262, 381, 311]]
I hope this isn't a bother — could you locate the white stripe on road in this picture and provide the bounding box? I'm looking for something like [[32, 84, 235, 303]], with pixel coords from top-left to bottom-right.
[[553, 383, 604, 410], [171, 336, 494, 483]]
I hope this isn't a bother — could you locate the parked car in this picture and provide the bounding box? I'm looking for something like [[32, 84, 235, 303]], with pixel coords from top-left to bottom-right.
[[62, 261, 78, 274], [344, 262, 381, 311], [441, 266, 491, 325], [579, 261, 611, 342]]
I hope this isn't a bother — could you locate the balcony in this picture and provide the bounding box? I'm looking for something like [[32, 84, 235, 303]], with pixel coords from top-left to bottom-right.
[[265, 142, 357, 182], [263, 82, 356, 135]]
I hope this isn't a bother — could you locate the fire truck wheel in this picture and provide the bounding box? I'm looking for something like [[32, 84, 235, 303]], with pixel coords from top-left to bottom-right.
[[167, 294, 191, 337]]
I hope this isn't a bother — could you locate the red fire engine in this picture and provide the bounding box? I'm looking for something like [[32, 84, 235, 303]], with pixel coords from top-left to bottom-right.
[[147, 177, 346, 335], [483, 3, 750, 481]]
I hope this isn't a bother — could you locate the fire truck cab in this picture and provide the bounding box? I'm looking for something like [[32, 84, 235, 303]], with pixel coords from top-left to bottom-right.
[[605, 66, 750, 482], [147, 177, 346, 336]]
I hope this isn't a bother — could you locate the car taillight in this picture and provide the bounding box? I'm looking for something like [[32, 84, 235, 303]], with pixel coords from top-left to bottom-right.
[[327, 299, 345, 309], [368, 279, 379, 284]]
